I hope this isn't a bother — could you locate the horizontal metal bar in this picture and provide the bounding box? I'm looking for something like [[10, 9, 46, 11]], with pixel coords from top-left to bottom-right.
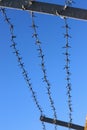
[[0, 1, 87, 20], [40, 116, 84, 130]]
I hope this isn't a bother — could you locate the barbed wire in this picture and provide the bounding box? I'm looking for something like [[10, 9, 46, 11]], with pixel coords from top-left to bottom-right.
[[0, 8, 47, 130], [55, 0, 74, 128], [63, 17, 72, 129], [0, 1, 74, 128], [63, 0, 74, 129], [30, 12, 58, 130]]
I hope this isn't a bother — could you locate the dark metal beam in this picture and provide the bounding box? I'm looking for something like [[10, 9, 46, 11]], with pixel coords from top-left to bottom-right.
[[0, 1, 87, 20], [40, 116, 84, 130]]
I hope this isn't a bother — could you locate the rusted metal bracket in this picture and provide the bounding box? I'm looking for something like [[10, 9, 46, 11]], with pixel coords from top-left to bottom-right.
[[0, 1, 87, 20]]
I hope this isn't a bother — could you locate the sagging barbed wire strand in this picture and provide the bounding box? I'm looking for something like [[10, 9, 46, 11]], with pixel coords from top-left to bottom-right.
[[30, 12, 58, 130], [0, 8, 46, 130]]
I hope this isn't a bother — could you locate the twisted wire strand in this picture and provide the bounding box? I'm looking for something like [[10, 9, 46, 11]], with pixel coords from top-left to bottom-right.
[[30, 12, 57, 130], [63, 0, 74, 128], [63, 17, 72, 128], [55, 0, 74, 128], [0, 8, 46, 130]]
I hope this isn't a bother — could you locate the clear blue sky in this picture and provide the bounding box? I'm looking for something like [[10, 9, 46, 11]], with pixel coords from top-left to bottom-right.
[[0, 0, 87, 130]]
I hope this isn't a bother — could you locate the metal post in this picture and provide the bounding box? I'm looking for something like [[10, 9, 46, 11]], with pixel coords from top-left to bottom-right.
[[40, 116, 84, 130], [0, 1, 87, 20]]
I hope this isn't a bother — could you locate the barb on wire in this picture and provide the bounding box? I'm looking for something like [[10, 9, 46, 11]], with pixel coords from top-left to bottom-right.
[[64, 0, 75, 10], [65, 0, 75, 6], [30, 12, 57, 130], [0, 8, 46, 130]]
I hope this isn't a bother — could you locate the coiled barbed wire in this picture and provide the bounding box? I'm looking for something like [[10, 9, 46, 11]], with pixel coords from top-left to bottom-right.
[[30, 12, 57, 130], [0, 8, 46, 130]]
